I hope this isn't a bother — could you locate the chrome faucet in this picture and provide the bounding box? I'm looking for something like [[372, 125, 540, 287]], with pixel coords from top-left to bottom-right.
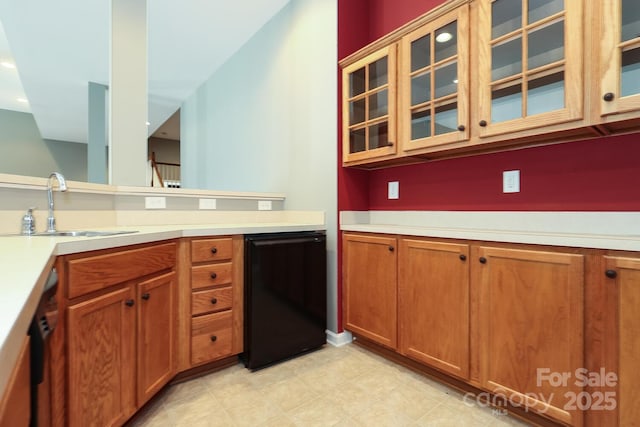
[[46, 172, 67, 233]]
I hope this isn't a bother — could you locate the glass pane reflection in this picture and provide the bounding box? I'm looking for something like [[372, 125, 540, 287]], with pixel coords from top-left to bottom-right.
[[349, 67, 365, 97], [622, 47, 640, 97], [492, 36, 523, 81], [621, 0, 640, 42], [528, 20, 564, 70], [527, 71, 565, 115], [528, 0, 564, 24], [349, 128, 366, 153], [492, 83, 523, 123], [369, 90, 388, 119], [411, 34, 431, 72], [434, 102, 458, 135], [435, 21, 457, 62], [349, 99, 366, 125], [435, 61, 458, 98], [411, 109, 431, 140], [411, 72, 431, 106], [492, 0, 522, 39], [369, 122, 389, 149], [369, 57, 388, 89]]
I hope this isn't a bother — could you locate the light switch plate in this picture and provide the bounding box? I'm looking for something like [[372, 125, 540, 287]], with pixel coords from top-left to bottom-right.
[[198, 198, 217, 210], [258, 200, 272, 211], [503, 170, 520, 193], [145, 196, 166, 209], [388, 181, 399, 199]]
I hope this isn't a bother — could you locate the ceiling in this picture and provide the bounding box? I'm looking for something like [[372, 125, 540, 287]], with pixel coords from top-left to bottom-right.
[[0, 0, 290, 143]]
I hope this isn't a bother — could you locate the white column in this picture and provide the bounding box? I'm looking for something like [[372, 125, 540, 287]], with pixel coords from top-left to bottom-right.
[[109, 0, 148, 186]]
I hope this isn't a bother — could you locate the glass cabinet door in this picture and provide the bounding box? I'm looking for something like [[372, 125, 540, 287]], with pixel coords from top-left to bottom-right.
[[599, 0, 640, 118], [477, 0, 582, 137], [342, 45, 397, 164], [400, 6, 469, 152]]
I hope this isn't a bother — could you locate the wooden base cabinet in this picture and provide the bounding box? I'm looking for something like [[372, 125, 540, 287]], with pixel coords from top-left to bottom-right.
[[601, 256, 640, 426], [477, 246, 584, 426], [0, 336, 30, 427], [343, 233, 398, 349], [398, 239, 470, 380]]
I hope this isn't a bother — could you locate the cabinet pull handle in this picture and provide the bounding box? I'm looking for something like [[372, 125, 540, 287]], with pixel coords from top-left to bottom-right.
[[457, 124, 465, 132], [388, 245, 394, 252], [603, 92, 615, 102], [459, 254, 467, 261], [479, 257, 487, 264], [211, 298, 218, 304], [211, 247, 218, 254], [125, 299, 135, 307], [605, 269, 617, 279], [479, 120, 487, 127], [387, 142, 394, 147], [210, 272, 218, 279], [210, 335, 217, 342], [141, 293, 150, 300]]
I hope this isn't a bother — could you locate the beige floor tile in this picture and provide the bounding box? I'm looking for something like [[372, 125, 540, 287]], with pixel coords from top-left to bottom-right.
[[287, 396, 351, 427], [220, 393, 282, 427], [351, 402, 417, 427], [261, 376, 320, 412], [161, 378, 210, 407], [256, 414, 297, 427], [321, 382, 380, 417], [416, 403, 485, 427]]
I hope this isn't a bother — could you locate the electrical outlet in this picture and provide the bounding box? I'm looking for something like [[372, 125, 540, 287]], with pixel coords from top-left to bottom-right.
[[503, 170, 520, 193], [388, 181, 399, 200], [198, 198, 217, 210], [258, 200, 272, 211], [145, 196, 166, 209]]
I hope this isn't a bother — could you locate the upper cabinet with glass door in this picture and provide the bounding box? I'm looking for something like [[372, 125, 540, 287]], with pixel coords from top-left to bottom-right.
[[476, 0, 583, 138], [597, 0, 640, 128], [342, 45, 397, 165], [400, 6, 470, 154]]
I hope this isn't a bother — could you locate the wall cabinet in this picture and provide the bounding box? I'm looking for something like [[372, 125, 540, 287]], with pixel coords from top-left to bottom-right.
[[54, 242, 177, 427], [177, 236, 243, 371], [398, 238, 470, 380], [477, 246, 584, 426], [342, 45, 398, 165], [595, 0, 640, 130], [601, 255, 640, 426], [342, 233, 397, 349]]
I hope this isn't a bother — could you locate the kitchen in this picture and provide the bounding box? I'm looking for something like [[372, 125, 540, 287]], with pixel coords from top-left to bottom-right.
[[1, 0, 640, 426]]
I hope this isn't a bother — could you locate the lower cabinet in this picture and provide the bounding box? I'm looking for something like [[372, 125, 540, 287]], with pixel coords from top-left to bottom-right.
[[477, 246, 584, 426], [0, 336, 30, 427], [601, 255, 640, 426], [343, 233, 398, 349], [398, 238, 470, 380], [55, 242, 177, 427]]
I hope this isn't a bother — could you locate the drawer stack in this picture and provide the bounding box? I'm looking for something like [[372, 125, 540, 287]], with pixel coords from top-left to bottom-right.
[[189, 237, 238, 366]]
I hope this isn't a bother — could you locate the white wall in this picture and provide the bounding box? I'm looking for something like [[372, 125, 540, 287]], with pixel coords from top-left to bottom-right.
[[181, 0, 339, 332]]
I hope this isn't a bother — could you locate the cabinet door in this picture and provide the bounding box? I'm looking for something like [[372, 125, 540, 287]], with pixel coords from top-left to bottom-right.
[[400, 5, 470, 152], [342, 45, 397, 165], [137, 272, 176, 406], [478, 246, 583, 426], [598, 0, 640, 122], [602, 256, 640, 426], [0, 336, 30, 427], [476, 0, 582, 138], [343, 233, 397, 349], [399, 239, 470, 379], [67, 287, 136, 427]]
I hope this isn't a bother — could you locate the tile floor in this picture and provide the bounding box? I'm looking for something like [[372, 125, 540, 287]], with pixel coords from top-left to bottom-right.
[[129, 343, 533, 427]]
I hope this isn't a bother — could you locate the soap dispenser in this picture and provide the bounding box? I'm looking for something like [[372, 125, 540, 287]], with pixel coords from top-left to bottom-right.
[[22, 207, 36, 235]]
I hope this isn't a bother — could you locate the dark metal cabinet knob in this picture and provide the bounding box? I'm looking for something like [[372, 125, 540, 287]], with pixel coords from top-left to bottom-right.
[[457, 124, 466, 132], [605, 269, 617, 279], [388, 245, 395, 252], [210, 272, 218, 279], [125, 299, 135, 307], [479, 257, 487, 264], [603, 92, 615, 102], [210, 247, 218, 254], [479, 120, 487, 127], [141, 293, 150, 300], [210, 335, 217, 342], [459, 254, 467, 261], [211, 298, 218, 304]]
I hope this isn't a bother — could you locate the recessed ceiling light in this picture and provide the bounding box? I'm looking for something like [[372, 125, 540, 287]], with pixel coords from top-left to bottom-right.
[[436, 32, 453, 43], [1, 61, 16, 69], [453, 79, 459, 84], [146, 121, 150, 126], [17, 97, 28, 103]]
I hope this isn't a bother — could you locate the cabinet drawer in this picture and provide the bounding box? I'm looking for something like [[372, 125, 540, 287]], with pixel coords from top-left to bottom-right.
[[191, 238, 233, 263], [191, 263, 232, 290], [67, 243, 176, 299], [191, 311, 233, 365], [192, 287, 233, 316]]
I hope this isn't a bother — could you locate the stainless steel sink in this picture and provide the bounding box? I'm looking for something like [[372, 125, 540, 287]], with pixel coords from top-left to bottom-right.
[[31, 230, 138, 237]]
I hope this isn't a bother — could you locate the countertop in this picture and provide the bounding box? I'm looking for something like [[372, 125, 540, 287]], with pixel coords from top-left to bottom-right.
[[0, 222, 324, 398]]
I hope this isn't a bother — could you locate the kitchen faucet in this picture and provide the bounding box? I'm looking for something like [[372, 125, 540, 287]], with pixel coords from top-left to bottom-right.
[[46, 172, 67, 233]]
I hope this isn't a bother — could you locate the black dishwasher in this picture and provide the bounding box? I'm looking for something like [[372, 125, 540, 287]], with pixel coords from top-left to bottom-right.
[[243, 231, 326, 370]]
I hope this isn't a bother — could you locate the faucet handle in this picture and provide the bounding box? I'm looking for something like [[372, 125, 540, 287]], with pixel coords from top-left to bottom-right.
[[22, 207, 37, 235]]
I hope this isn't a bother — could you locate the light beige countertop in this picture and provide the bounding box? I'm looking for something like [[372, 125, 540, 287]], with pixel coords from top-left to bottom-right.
[[0, 221, 325, 397]]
